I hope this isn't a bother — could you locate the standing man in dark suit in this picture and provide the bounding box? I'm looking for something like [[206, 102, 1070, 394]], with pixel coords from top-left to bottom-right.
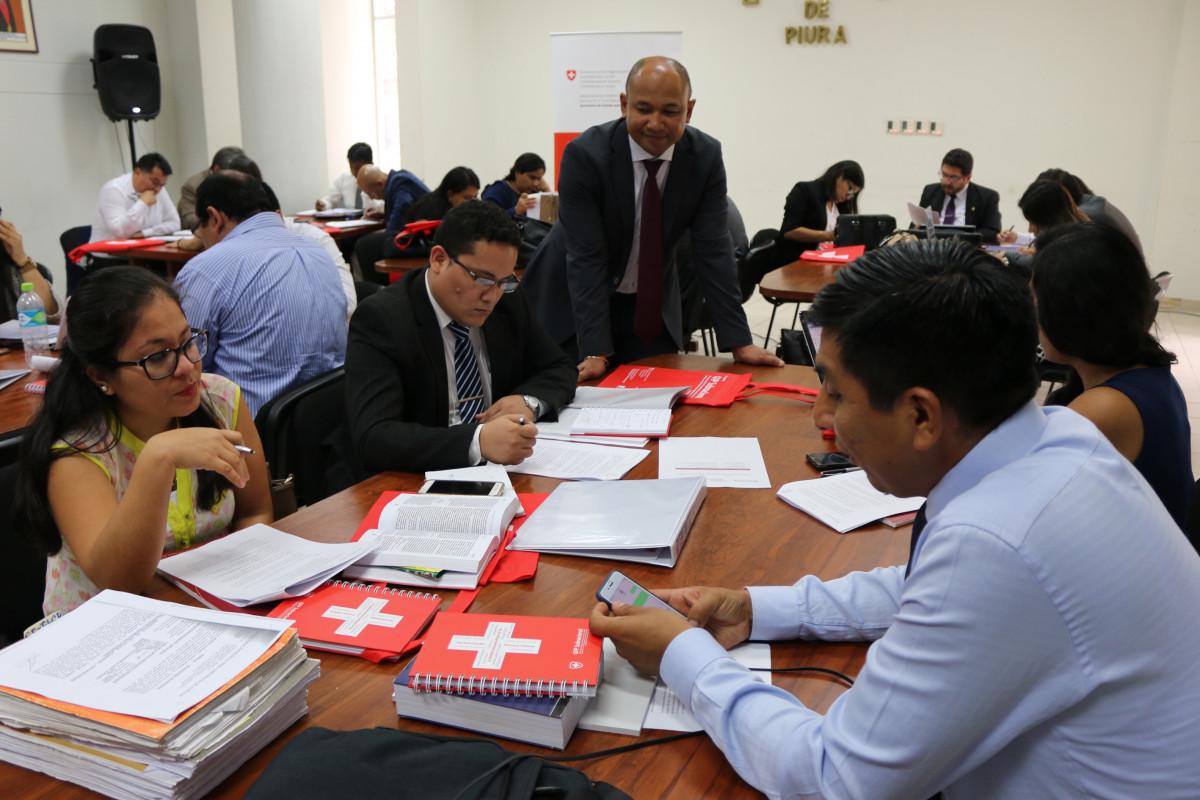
[[333, 201, 576, 482], [917, 148, 1002, 244], [522, 56, 782, 381]]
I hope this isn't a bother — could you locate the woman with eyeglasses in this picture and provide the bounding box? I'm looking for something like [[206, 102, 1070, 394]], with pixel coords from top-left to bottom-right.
[[15, 267, 272, 615], [776, 160, 864, 265]]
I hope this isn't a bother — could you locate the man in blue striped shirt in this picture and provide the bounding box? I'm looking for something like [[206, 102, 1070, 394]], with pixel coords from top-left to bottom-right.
[[176, 171, 347, 416]]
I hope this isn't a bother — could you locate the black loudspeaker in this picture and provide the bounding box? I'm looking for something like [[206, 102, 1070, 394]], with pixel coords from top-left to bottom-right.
[[92, 24, 160, 122]]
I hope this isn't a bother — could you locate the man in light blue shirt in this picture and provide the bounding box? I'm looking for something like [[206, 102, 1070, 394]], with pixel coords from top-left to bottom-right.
[[592, 239, 1200, 799], [176, 171, 347, 416]]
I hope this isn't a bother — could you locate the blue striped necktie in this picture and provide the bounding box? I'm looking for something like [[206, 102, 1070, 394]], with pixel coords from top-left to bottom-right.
[[449, 321, 485, 424]]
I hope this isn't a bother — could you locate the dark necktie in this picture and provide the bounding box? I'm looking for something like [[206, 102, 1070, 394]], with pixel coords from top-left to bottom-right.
[[943, 195, 956, 226], [904, 502, 928, 579], [449, 321, 485, 424], [635, 159, 664, 345], [354, 186, 363, 211]]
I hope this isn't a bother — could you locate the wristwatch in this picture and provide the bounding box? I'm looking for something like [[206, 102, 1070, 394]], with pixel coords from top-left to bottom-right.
[[521, 395, 542, 421]]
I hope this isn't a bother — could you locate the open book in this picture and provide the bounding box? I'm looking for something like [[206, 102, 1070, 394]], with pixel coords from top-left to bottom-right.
[[565, 385, 689, 437], [350, 493, 520, 575]]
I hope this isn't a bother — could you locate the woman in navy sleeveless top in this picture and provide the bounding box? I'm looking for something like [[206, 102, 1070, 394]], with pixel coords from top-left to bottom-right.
[[1033, 223, 1194, 539]]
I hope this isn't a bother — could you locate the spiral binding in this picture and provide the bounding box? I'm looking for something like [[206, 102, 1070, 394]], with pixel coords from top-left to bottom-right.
[[409, 670, 594, 697], [331, 579, 438, 602]]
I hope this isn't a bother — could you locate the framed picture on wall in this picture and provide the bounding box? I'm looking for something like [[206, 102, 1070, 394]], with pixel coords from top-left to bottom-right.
[[0, 0, 37, 54]]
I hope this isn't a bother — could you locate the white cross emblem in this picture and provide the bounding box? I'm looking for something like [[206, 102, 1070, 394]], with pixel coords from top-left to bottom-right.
[[448, 621, 541, 669], [321, 597, 403, 636]]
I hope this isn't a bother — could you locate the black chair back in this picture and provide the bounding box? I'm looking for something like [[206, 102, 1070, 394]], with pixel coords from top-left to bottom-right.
[[254, 368, 346, 509], [0, 432, 47, 645], [59, 225, 91, 297]]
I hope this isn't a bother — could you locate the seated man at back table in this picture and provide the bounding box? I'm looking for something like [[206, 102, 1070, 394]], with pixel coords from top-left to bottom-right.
[[90, 151, 182, 242], [315, 141, 385, 217], [354, 164, 431, 284], [176, 145, 245, 230], [915, 147, 1001, 244], [329, 200, 576, 485], [592, 240, 1200, 799], [175, 171, 347, 416]]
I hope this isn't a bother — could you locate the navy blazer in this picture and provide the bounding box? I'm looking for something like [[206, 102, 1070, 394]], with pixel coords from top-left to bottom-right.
[[917, 182, 1002, 244], [333, 268, 576, 481], [521, 119, 751, 356]]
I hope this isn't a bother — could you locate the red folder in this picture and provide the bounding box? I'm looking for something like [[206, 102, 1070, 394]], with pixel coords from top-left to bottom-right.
[[599, 364, 752, 407], [799, 244, 865, 263]]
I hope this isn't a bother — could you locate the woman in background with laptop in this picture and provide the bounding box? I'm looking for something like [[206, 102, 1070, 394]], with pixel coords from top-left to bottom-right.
[[776, 160, 864, 266], [1032, 222, 1192, 538], [14, 267, 272, 614]]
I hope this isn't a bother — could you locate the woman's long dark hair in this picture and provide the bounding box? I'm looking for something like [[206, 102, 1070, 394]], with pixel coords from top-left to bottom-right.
[[1019, 179, 1088, 231], [1032, 222, 1173, 370], [15, 267, 233, 555], [404, 166, 480, 223], [504, 153, 545, 182], [818, 160, 863, 214], [0, 242, 19, 323]]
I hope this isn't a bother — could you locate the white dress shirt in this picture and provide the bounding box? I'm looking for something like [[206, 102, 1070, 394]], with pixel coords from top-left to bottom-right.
[[617, 136, 675, 293], [320, 170, 384, 214], [90, 172, 181, 242], [425, 272, 494, 464]]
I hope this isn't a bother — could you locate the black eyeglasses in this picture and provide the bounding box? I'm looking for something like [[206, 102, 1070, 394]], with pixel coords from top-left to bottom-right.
[[112, 329, 208, 380], [449, 255, 520, 293]]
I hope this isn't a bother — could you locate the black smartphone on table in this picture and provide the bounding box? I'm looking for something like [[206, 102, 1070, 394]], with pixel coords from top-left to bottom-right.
[[806, 451, 857, 472]]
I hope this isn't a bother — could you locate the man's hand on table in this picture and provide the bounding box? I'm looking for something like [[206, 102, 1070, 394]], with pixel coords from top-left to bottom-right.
[[732, 344, 784, 368], [477, 394, 534, 424], [577, 355, 610, 383]]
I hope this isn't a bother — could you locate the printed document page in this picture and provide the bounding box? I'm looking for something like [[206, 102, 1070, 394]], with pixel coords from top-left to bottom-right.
[[658, 437, 770, 488], [502, 438, 650, 480], [156, 523, 375, 606], [355, 493, 518, 571], [0, 590, 289, 722], [777, 470, 925, 533], [643, 643, 771, 731], [535, 407, 650, 448]]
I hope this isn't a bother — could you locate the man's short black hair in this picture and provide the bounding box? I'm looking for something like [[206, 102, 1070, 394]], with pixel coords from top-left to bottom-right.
[[347, 142, 373, 164], [941, 148, 973, 176], [194, 171, 273, 226], [809, 239, 1038, 432], [434, 200, 521, 260], [211, 146, 246, 170], [134, 152, 172, 176]]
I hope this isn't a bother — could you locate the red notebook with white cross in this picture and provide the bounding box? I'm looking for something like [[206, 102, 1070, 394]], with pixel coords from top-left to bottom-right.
[[267, 580, 441, 663], [406, 613, 603, 697]]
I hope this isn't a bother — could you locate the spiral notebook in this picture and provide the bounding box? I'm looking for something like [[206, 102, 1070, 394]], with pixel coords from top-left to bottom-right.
[[406, 613, 603, 697], [267, 580, 441, 662]]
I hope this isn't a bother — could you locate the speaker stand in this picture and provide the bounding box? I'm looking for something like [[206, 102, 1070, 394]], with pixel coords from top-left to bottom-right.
[[126, 119, 137, 167]]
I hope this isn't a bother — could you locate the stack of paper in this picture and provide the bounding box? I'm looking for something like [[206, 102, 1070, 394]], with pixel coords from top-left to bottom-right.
[[777, 470, 925, 533], [0, 591, 320, 800], [156, 523, 376, 611]]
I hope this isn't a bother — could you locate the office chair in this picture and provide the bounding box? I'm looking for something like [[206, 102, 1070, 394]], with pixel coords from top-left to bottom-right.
[[254, 368, 346, 510], [354, 280, 382, 305], [0, 432, 48, 645], [59, 225, 91, 297]]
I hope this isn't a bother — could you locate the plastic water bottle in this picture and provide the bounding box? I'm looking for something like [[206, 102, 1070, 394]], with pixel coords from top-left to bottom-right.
[[17, 282, 50, 368]]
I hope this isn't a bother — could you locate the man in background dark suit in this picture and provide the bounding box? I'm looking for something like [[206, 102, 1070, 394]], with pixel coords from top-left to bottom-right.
[[522, 56, 781, 381], [333, 201, 576, 482], [917, 148, 1002, 244]]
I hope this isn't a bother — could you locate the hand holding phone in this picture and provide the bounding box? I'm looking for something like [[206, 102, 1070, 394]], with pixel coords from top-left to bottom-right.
[[595, 571, 685, 618]]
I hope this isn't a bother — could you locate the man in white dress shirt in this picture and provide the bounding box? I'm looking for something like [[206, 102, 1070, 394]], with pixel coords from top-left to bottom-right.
[[90, 152, 181, 242], [315, 142, 384, 217]]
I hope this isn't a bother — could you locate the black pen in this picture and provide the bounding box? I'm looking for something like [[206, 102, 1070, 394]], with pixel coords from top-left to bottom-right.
[[517, 417, 527, 426], [821, 466, 863, 476]]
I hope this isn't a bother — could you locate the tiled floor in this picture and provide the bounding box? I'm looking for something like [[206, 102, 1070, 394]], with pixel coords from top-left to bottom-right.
[[729, 295, 1200, 468]]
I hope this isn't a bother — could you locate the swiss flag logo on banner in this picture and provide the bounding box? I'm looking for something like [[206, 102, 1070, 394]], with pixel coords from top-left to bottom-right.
[[566, 69, 577, 80]]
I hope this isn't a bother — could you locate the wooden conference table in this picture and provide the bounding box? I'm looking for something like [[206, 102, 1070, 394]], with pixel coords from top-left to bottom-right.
[[0, 354, 911, 800], [0, 348, 44, 436], [124, 218, 385, 281], [757, 259, 847, 347]]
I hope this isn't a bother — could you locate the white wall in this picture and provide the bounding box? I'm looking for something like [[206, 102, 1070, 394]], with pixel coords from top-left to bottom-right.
[[318, 0, 375, 189], [0, 0, 181, 286]]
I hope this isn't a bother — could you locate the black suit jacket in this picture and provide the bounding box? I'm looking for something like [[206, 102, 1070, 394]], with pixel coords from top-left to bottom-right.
[[917, 182, 1002, 244], [334, 268, 576, 481], [521, 119, 751, 355], [776, 179, 856, 265]]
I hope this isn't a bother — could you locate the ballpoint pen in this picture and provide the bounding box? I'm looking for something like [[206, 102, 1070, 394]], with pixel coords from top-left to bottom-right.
[[234, 445, 255, 454], [821, 466, 863, 476]]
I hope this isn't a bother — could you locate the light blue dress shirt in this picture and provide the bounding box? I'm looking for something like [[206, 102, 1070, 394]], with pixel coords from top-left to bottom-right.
[[661, 401, 1200, 799], [176, 212, 347, 416]]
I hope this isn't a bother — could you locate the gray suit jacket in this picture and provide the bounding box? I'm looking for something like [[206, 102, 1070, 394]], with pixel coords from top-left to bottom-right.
[[521, 119, 751, 356]]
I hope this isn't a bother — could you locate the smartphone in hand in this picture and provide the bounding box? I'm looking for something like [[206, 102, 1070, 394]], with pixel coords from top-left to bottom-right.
[[596, 570, 686, 618]]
